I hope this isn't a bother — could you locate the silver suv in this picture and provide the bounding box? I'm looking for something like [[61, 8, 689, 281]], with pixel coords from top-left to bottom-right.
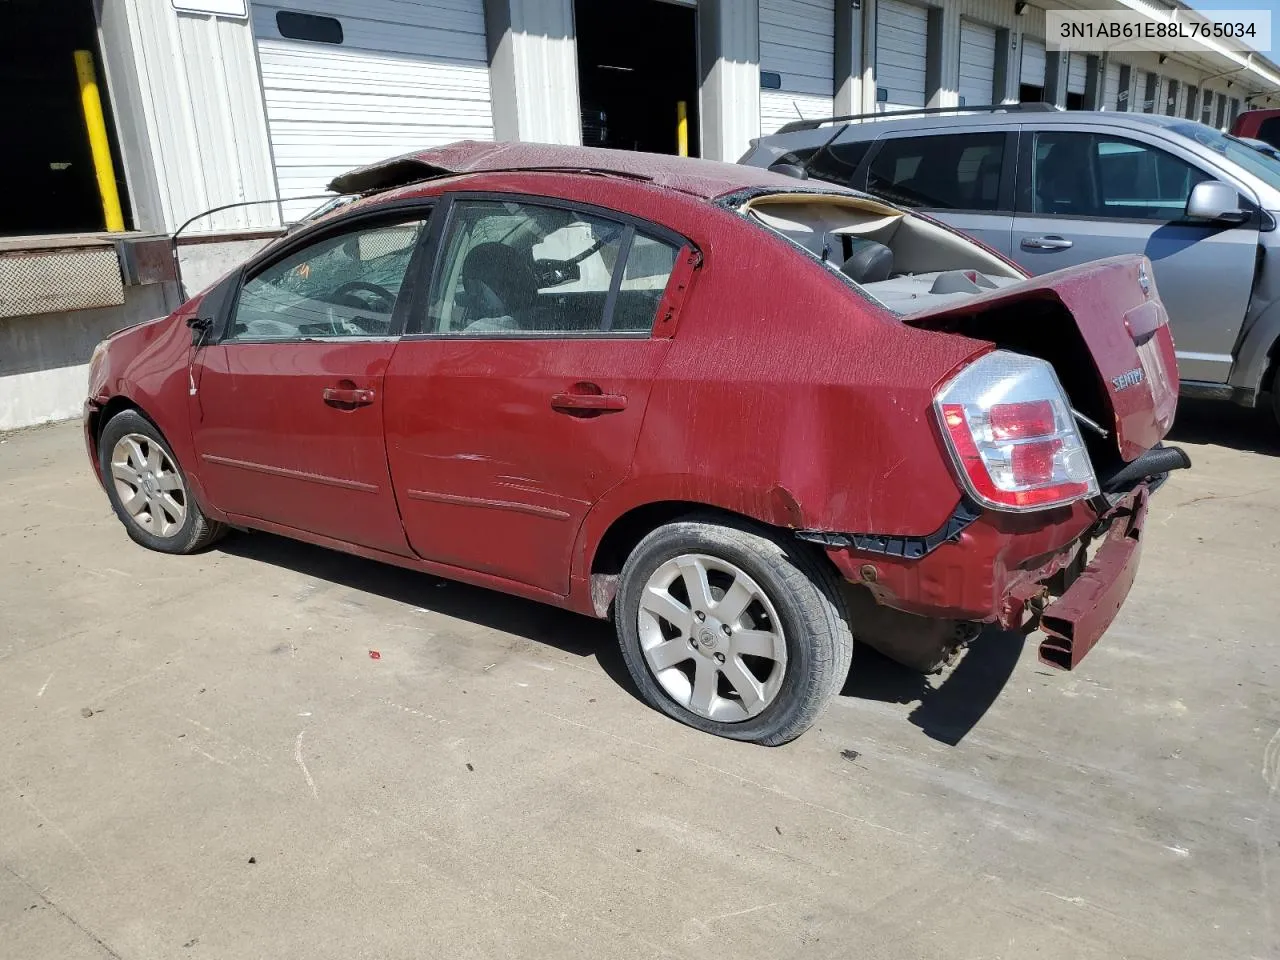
[[742, 106, 1280, 427]]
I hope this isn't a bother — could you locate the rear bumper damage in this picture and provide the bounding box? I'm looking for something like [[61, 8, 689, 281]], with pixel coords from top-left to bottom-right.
[[821, 474, 1168, 670], [1037, 486, 1147, 670]]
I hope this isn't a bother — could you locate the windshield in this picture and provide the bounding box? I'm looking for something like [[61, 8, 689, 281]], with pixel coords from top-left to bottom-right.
[[1171, 122, 1280, 193]]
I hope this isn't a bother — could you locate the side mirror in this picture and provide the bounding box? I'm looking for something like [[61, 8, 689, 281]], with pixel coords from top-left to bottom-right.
[[1186, 181, 1248, 222]]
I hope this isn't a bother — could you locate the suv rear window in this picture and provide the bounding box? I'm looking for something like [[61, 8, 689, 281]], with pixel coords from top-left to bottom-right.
[[866, 133, 1006, 211]]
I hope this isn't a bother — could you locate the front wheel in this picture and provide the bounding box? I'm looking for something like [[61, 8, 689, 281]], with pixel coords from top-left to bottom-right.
[[615, 517, 853, 745], [98, 409, 225, 554]]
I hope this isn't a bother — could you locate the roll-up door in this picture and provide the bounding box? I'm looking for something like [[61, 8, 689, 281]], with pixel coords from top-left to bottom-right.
[[877, 0, 929, 111], [1021, 37, 1046, 87], [1067, 53, 1087, 95], [959, 20, 997, 107], [1103, 62, 1120, 110], [253, 1, 494, 220], [760, 0, 836, 134]]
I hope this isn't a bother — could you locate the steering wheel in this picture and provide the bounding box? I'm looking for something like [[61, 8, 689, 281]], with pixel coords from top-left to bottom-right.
[[331, 281, 397, 313]]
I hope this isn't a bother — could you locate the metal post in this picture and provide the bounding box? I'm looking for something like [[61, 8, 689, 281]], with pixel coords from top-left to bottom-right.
[[677, 100, 689, 157], [74, 49, 125, 233]]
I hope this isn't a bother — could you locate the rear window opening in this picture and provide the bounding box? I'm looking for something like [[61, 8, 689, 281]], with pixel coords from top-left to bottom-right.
[[738, 193, 1023, 315]]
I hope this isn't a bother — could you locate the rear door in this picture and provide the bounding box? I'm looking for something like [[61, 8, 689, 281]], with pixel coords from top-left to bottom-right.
[[191, 209, 432, 554], [383, 194, 691, 595], [1010, 124, 1259, 383], [861, 129, 1016, 257]]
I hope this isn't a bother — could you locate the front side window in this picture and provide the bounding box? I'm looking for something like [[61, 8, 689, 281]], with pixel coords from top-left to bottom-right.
[[866, 132, 1005, 211], [1031, 132, 1210, 221], [425, 199, 680, 336], [228, 218, 427, 341]]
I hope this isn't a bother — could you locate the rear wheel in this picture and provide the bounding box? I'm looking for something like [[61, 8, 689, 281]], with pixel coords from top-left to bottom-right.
[[615, 517, 853, 745], [98, 410, 224, 554]]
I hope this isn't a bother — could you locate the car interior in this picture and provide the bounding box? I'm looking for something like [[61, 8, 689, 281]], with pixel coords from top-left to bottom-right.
[[741, 193, 1023, 314], [229, 221, 426, 340], [429, 202, 677, 336]]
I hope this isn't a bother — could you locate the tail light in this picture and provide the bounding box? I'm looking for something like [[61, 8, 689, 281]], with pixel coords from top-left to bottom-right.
[[935, 351, 1098, 512]]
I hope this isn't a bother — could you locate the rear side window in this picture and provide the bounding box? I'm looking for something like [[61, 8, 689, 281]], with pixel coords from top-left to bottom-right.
[[1258, 116, 1280, 149], [866, 133, 1006, 211], [799, 140, 873, 188], [425, 199, 681, 337]]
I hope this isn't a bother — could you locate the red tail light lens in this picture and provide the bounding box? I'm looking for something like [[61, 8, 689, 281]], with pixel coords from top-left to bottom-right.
[[989, 400, 1055, 440], [936, 352, 1098, 512]]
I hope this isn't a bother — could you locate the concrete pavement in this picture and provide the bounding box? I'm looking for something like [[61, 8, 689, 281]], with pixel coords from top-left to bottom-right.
[[1, 402, 1278, 959]]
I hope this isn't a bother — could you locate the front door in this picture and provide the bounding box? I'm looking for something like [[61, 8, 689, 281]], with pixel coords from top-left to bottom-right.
[[191, 212, 432, 554], [383, 195, 688, 594], [1010, 127, 1259, 384]]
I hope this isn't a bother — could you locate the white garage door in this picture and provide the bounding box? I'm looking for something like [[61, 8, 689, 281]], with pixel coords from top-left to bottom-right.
[[958, 20, 997, 107], [1067, 53, 1087, 95], [1020, 36, 1046, 88], [760, 0, 835, 135], [1103, 61, 1120, 110], [253, 0, 494, 220], [877, 0, 929, 111]]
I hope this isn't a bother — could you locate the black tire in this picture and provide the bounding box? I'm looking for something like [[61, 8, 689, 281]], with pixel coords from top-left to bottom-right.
[[98, 409, 225, 554], [1272, 364, 1280, 432], [615, 515, 854, 745]]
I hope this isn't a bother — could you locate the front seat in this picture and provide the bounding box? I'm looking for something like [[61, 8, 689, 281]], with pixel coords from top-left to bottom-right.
[[839, 238, 895, 284], [1035, 146, 1093, 216], [457, 242, 539, 330]]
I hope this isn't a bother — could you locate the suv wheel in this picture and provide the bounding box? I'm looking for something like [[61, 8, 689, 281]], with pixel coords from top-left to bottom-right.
[[615, 516, 854, 745], [98, 410, 224, 554]]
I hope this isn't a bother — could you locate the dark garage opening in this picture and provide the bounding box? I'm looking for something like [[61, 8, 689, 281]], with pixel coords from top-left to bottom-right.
[[574, 0, 700, 157], [0, 0, 129, 236]]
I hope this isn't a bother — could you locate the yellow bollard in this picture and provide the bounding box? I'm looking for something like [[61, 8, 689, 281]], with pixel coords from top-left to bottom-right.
[[74, 49, 125, 232], [677, 100, 688, 158]]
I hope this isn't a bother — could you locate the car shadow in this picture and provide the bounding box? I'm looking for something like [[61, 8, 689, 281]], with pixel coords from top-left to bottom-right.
[[216, 530, 1025, 743], [214, 530, 639, 698], [840, 626, 1026, 746], [1169, 397, 1280, 456]]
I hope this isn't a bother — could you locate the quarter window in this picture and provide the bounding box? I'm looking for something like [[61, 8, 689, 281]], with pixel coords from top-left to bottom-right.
[[425, 199, 680, 336], [866, 133, 1006, 211], [227, 218, 427, 341], [1031, 132, 1210, 221]]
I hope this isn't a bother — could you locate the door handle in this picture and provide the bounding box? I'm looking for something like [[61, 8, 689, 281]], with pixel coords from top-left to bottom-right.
[[1021, 235, 1074, 251], [323, 386, 375, 407], [550, 392, 627, 413]]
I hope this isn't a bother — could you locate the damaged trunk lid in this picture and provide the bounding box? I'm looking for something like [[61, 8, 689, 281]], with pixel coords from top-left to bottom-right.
[[904, 255, 1179, 463]]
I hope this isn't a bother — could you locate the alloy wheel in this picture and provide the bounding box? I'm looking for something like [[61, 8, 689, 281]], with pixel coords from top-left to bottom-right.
[[637, 553, 787, 722], [109, 433, 187, 538]]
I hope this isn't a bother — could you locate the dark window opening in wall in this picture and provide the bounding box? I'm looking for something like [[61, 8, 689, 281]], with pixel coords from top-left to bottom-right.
[[1143, 74, 1158, 113], [0, 0, 131, 235], [1215, 94, 1227, 129], [1066, 92, 1084, 110], [1019, 84, 1045, 103], [1117, 65, 1131, 111], [276, 11, 344, 44], [574, 0, 699, 157], [1184, 85, 1198, 120], [1202, 93, 1214, 125], [1165, 79, 1179, 115]]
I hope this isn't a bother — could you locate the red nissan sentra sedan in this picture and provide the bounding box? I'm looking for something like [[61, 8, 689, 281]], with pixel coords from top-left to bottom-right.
[[84, 142, 1189, 744]]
